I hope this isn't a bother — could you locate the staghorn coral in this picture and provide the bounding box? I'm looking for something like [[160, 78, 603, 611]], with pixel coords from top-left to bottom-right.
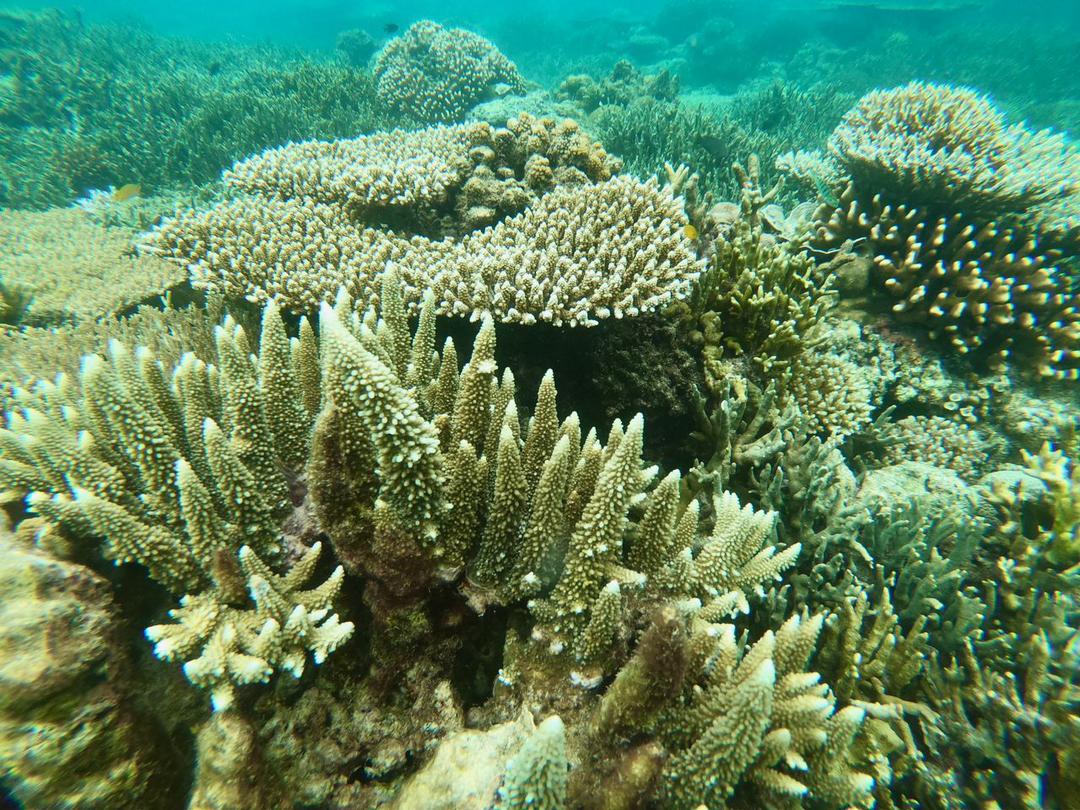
[[808, 83, 1080, 380], [149, 119, 701, 328], [658, 611, 879, 810], [1, 298, 352, 706], [373, 21, 526, 123], [0, 207, 185, 324], [0, 11, 387, 209]]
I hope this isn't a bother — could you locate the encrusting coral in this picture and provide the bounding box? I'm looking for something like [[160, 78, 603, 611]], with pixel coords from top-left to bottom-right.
[[148, 115, 704, 328], [796, 82, 1080, 379], [373, 20, 527, 123]]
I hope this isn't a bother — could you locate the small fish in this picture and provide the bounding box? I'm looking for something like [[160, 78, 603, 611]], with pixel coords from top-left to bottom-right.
[[695, 135, 728, 161], [207, 60, 223, 76], [383, 22, 399, 34], [683, 223, 699, 240], [112, 183, 141, 202]]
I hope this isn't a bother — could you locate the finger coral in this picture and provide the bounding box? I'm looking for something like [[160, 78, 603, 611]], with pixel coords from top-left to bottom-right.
[[373, 20, 526, 123]]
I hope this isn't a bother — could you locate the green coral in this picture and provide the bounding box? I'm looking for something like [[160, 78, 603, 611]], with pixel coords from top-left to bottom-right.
[[0, 10, 387, 208], [658, 611, 878, 810], [1, 299, 353, 707], [497, 716, 569, 810]]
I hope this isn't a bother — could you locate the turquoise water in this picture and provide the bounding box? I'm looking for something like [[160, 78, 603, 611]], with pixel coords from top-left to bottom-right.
[[0, 2, 1078, 809]]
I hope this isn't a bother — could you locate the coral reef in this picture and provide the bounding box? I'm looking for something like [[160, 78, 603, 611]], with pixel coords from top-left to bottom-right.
[[557, 59, 678, 113], [373, 21, 527, 123], [3, 8, 1080, 809], [0, 10, 387, 209]]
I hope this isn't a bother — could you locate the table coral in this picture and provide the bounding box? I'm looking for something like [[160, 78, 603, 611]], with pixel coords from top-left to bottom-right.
[[801, 83, 1080, 379], [0, 207, 185, 325], [148, 117, 703, 328]]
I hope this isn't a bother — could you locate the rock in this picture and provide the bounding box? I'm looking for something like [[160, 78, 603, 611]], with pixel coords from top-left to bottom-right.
[[0, 529, 176, 809], [390, 709, 536, 810]]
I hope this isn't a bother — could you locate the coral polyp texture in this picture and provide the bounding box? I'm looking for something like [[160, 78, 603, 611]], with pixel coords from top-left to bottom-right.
[[148, 115, 705, 327], [802, 82, 1080, 379], [373, 20, 527, 123], [827, 82, 1079, 212]]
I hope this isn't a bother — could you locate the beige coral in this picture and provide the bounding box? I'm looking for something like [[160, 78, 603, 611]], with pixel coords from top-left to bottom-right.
[[0, 208, 185, 324], [373, 20, 526, 123], [145, 542, 353, 711], [148, 120, 697, 328], [827, 81, 1080, 213]]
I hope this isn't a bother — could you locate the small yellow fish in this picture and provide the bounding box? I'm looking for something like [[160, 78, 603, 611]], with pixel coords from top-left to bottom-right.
[[112, 183, 141, 202], [683, 223, 699, 240]]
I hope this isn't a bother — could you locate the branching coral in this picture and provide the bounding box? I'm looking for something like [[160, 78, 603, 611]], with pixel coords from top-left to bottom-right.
[[149, 117, 701, 327], [557, 59, 678, 113], [0, 11, 387, 208], [497, 715, 569, 810], [373, 21, 526, 123], [687, 156, 836, 379], [307, 273, 798, 683], [0, 299, 352, 706], [805, 82, 1080, 379], [877, 415, 998, 481], [146, 543, 352, 711], [778, 349, 873, 441], [1018, 443, 1080, 570], [658, 611, 879, 810]]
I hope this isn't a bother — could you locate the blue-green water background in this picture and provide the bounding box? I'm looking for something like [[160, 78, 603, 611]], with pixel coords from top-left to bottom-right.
[[4, 0, 1079, 101]]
